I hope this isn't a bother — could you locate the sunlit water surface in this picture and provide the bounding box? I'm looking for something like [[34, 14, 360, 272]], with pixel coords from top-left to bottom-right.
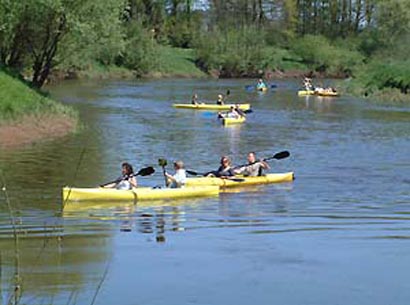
[[0, 78, 409, 305]]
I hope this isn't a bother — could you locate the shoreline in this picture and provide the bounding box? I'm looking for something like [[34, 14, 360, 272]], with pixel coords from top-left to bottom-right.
[[0, 113, 78, 150]]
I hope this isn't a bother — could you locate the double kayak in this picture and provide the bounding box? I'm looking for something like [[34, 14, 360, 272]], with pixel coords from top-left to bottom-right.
[[62, 186, 219, 204], [221, 116, 246, 125], [298, 90, 339, 97], [185, 172, 294, 188], [316, 91, 339, 97], [173, 103, 251, 111]]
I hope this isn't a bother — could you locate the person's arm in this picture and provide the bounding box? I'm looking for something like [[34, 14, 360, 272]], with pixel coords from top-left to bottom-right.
[[233, 166, 246, 175], [164, 172, 175, 187], [129, 176, 138, 188], [165, 172, 175, 182], [259, 160, 270, 170]]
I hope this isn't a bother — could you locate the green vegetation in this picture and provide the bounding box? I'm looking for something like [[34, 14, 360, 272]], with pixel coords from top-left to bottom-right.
[[0, 70, 77, 122], [0, 0, 409, 102], [154, 46, 206, 77]]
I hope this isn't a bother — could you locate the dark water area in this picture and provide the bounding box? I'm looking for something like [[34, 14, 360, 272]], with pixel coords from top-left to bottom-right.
[[0, 78, 409, 305]]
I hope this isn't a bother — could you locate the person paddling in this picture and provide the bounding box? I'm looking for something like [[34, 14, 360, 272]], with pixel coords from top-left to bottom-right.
[[256, 78, 267, 91], [102, 162, 138, 190], [191, 93, 199, 105], [303, 77, 314, 91], [165, 160, 187, 188], [234, 152, 270, 176], [216, 94, 224, 105], [205, 156, 235, 178], [226, 106, 241, 118]]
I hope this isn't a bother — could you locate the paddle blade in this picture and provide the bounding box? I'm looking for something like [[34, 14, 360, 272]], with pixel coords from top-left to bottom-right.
[[245, 85, 255, 91], [272, 151, 290, 160], [243, 109, 253, 114], [158, 158, 167, 167], [270, 84, 277, 88], [136, 166, 155, 176]]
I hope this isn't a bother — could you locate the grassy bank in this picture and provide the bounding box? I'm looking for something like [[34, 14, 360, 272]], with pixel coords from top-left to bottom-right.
[[51, 46, 207, 82], [0, 70, 78, 148], [148, 46, 207, 78]]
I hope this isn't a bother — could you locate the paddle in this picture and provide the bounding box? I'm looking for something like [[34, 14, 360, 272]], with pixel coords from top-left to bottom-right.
[[100, 166, 155, 187], [158, 158, 169, 186], [222, 89, 230, 103], [186, 170, 245, 182], [232, 150, 290, 170]]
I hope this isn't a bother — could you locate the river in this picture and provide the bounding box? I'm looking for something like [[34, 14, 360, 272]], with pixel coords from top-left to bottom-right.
[[0, 78, 409, 305]]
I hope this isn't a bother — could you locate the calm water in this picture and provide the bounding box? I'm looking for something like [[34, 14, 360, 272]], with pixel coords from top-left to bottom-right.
[[0, 78, 409, 305]]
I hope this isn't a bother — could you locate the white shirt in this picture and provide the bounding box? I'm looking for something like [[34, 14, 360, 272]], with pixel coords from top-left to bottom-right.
[[170, 169, 187, 188]]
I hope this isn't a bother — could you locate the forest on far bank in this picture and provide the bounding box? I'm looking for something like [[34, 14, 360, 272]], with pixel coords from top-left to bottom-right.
[[1, 0, 409, 101]]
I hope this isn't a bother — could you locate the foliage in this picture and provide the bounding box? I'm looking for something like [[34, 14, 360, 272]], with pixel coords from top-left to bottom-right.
[[155, 46, 206, 77], [0, 0, 409, 102], [356, 60, 410, 94], [0, 0, 125, 87], [0, 69, 76, 121], [291, 35, 364, 76], [116, 22, 158, 75]]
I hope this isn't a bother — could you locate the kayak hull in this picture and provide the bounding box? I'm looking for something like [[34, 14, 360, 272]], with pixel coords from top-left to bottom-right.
[[62, 186, 220, 203], [186, 172, 294, 188], [222, 116, 246, 125], [257, 87, 268, 92], [317, 92, 339, 97], [298, 90, 315, 96], [298, 90, 339, 96], [173, 103, 251, 111]]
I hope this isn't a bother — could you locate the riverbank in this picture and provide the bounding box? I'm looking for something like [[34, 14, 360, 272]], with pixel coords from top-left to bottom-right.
[[0, 70, 78, 149]]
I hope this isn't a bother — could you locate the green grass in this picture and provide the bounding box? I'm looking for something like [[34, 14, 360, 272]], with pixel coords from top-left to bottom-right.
[[154, 46, 207, 77], [74, 62, 135, 79], [0, 70, 77, 122]]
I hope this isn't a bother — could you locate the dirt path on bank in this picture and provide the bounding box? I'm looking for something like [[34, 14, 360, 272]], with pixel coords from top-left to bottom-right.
[[0, 114, 77, 149]]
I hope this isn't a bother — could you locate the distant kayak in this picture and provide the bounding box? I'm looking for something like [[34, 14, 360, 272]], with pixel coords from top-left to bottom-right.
[[221, 116, 246, 125], [316, 91, 339, 97], [298, 89, 339, 97], [298, 90, 315, 96], [256, 87, 268, 92], [173, 103, 251, 111]]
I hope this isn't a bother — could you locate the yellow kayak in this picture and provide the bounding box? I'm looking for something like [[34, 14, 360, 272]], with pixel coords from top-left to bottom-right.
[[62, 186, 219, 204], [317, 91, 339, 97], [222, 116, 246, 125], [185, 172, 294, 188], [298, 90, 315, 96], [173, 103, 251, 111], [257, 87, 268, 92]]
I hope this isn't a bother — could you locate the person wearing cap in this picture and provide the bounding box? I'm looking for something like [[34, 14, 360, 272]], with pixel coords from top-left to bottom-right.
[[165, 160, 187, 188], [216, 94, 224, 105]]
